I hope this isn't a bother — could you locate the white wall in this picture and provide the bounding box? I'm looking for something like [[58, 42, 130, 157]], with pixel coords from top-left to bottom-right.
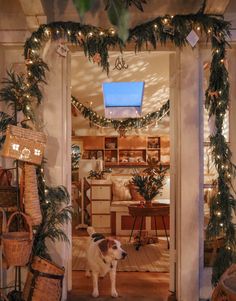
[[71, 51, 170, 137]]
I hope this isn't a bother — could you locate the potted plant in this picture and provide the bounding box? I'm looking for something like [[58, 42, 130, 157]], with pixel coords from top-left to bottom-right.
[[131, 158, 168, 206]]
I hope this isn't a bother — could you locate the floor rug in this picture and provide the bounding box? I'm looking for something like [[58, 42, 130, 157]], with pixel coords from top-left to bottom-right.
[[72, 237, 169, 272]]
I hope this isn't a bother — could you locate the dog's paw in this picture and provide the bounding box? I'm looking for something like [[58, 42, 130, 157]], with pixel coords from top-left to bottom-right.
[[111, 290, 118, 298], [85, 270, 91, 278], [92, 290, 99, 298]]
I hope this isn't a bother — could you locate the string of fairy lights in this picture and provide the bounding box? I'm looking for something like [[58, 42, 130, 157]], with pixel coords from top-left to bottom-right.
[[0, 11, 234, 284], [71, 96, 170, 136]]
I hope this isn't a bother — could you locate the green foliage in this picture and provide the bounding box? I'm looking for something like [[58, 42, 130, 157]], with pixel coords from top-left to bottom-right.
[[0, 8, 234, 285], [71, 144, 81, 170], [131, 160, 168, 202], [106, 0, 129, 42], [71, 95, 170, 133], [32, 167, 73, 260], [72, 0, 93, 20], [0, 112, 15, 147]]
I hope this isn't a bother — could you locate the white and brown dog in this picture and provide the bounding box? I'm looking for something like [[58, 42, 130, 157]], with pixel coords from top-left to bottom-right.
[[86, 227, 127, 298]]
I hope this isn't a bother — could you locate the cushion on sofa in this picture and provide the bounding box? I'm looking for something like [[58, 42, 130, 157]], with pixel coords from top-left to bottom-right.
[[112, 179, 132, 201]]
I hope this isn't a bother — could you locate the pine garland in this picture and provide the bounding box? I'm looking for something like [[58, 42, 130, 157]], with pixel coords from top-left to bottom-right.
[[71, 95, 170, 133], [0, 9, 235, 285]]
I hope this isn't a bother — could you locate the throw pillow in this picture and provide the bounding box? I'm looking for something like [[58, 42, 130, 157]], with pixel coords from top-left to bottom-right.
[[112, 179, 132, 201]]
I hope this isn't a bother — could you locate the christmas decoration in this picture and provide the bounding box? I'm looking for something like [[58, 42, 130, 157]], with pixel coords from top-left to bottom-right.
[[56, 43, 69, 57], [1, 125, 46, 165], [113, 55, 128, 70], [92, 53, 101, 64], [71, 95, 170, 135], [0, 3, 234, 286]]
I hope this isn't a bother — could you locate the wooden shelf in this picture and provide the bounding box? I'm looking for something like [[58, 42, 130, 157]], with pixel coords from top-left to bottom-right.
[[79, 135, 170, 167]]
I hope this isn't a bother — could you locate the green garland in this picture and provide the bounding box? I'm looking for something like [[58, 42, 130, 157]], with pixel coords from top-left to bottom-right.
[[0, 9, 235, 286], [71, 95, 170, 134]]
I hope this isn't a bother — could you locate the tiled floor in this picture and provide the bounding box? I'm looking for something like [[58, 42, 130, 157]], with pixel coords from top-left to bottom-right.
[[68, 271, 170, 301]]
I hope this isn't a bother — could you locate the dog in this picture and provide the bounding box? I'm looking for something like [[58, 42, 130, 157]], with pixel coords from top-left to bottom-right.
[[86, 227, 127, 298]]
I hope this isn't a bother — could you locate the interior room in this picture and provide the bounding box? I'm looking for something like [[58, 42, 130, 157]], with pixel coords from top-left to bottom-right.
[[70, 51, 171, 299]]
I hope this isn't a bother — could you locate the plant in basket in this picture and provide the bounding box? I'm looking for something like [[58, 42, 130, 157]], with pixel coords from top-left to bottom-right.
[[131, 158, 168, 205]]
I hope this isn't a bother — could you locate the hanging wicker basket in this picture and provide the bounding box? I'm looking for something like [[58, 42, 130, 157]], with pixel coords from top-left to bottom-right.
[[2, 211, 33, 267], [23, 256, 65, 301], [24, 163, 42, 226], [0, 208, 6, 242], [212, 264, 236, 301], [1, 125, 46, 165]]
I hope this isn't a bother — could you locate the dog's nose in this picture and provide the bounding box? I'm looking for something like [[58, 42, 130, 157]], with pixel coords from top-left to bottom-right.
[[122, 252, 127, 258]]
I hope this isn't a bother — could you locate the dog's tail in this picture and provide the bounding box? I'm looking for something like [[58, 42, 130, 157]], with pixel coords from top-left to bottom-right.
[[87, 226, 95, 237]]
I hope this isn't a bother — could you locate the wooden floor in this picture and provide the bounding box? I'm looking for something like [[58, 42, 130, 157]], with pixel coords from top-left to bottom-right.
[[68, 271, 170, 301], [70, 221, 170, 300]]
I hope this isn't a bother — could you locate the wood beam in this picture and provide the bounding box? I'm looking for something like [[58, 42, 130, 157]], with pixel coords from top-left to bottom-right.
[[204, 0, 230, 15], [19, 0, 47, 30]]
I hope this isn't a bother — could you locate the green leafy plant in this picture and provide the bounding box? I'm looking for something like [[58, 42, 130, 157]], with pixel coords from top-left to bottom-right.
[[131, 159, 168, 202], [87, 168, 112, 180], [33, 167, 73, 260], [71, 144, 81, 170]]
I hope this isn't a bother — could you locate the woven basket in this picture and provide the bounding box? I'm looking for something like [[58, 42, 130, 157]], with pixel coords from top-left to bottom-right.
[[2, 211, 33, 267], [23, 256, 65, 301], [212, 264, 236, 301], [0, 208, 6, 244], [1, 125, 46, 165], [0, 187, 17, 208], [24, 164, 42, 226]]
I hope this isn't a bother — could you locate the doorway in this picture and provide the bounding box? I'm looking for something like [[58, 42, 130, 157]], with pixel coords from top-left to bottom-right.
[[70, 50, 174, 300]]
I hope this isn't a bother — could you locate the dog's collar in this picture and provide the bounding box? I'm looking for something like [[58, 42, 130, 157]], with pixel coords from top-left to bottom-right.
[[102, 257, 113, 269]]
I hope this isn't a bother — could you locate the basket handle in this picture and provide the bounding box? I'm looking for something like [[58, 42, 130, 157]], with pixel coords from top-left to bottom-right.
[[6, 211, 33, 241], [0, 208, 7, 234]]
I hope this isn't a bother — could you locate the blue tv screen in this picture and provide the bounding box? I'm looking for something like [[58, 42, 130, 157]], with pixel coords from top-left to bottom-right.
[[103, 82, 144, 107]]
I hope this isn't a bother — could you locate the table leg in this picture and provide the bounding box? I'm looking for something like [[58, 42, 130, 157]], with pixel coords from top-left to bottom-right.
[[136, 216, 144, 251], [162, 215, 169, 249], [154, 216, 158, 238], [129, 216, 137, 242]]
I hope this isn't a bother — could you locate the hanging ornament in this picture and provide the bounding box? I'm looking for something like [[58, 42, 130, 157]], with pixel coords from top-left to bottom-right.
[[92, 53, 101, 64], [56, 43, 69, 57], [186, 30, 199, 48], [208, 91, 219, 98], [208, 114, 217, 136], [118, 125, 127, 137], [113, 56, 128, 70], [162, 17, 175, 35]]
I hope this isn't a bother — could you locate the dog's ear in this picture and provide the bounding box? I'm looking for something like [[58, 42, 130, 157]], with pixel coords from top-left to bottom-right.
[[98, 239, 109, 255]]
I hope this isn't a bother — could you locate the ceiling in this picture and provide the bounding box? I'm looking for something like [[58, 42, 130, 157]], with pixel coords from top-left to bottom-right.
[[0, 0, 235, 32], [71, 51, 170, 136]]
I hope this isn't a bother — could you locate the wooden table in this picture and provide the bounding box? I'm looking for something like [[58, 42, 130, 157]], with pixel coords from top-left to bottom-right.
[[128, 204, 170, 250]]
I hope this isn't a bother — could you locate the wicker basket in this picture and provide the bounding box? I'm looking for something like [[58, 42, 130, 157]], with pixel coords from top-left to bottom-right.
[[212, 264, 236, 301], [24, 164, 42, 226], [0, 208, 6, 243], [1, 125, 46, 165], [23, 256, 65, 301], [0, 187, 17, 208], [2, 211, 33, 267]]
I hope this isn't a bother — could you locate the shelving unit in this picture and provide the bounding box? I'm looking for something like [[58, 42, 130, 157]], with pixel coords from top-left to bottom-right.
[[80, 135, 170, 167]]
